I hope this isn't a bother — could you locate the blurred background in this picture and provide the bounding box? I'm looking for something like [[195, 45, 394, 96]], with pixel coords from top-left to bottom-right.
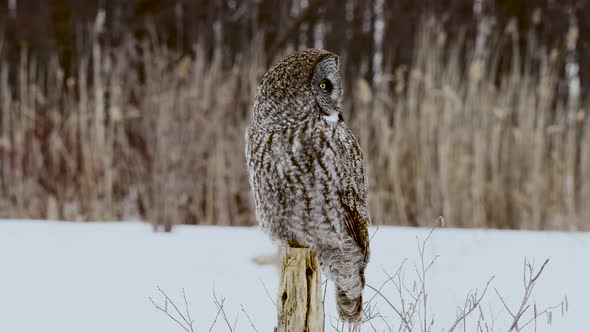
[[0, 0, 588, 231]]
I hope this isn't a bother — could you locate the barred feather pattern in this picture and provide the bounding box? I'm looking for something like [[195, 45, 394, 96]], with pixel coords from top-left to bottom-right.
[[245, 49, 370, 322]]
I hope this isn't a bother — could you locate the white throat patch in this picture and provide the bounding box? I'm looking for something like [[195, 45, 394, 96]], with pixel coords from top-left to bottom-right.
[[323, 113, 339, 123]]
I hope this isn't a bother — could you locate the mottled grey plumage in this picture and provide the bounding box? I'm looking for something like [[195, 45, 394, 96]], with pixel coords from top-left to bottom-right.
[[245, 49, 370, 322]]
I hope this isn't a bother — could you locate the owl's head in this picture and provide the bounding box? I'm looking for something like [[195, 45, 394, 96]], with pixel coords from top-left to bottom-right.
[[252, 49, 343, 129]]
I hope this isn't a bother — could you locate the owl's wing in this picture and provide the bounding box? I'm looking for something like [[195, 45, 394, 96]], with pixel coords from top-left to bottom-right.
[[337, 127, 371, 263], [340, 193, 370, 263]]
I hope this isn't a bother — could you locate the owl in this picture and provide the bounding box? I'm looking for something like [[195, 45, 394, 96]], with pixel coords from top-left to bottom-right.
[[245, 49, 370, 322]]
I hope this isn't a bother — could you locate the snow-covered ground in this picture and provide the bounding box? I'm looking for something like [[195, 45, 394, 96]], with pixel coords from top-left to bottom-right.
[[0, 220, 588, 332]]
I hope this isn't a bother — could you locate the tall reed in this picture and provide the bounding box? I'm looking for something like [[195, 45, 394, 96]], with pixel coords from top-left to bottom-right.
[[0, 20, 587, 230]]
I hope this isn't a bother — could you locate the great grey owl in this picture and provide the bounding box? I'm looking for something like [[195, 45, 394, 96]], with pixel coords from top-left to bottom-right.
[[245, 49, 370, 322]]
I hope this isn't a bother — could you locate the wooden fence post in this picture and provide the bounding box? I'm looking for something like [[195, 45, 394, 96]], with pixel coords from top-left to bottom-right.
[[277, 246, 324, 332]]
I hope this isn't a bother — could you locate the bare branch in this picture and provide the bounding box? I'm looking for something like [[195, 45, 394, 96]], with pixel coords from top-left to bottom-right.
[[182, 288, 194, 328], [212, 290, 234, 332], [370, 224, 380, 242], [494, 288, 516, 318], [365, 259, 408, 305], [259, 278, 277, 307], [149, 287, 195, 332], [507, 259, 549, 331], [519, 301, 566, 330], [448, 276, 495, 332], [149, 297, 191, 332], [208, 297, 224, 332], [241, 305, 259, 332], [366, 283, 413, 331]]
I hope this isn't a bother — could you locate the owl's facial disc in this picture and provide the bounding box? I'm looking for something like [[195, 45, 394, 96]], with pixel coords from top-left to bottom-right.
[[312, 56, 343, 119]]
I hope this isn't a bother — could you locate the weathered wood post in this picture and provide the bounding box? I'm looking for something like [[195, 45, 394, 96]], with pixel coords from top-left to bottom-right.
[[277, 246, 324, 332]]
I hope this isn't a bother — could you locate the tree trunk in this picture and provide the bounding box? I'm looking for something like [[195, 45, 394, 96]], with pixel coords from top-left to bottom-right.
[[277, 246, 324, 332]]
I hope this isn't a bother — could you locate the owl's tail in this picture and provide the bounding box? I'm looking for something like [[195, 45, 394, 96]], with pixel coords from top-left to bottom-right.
[[336, 285, 363, 322]]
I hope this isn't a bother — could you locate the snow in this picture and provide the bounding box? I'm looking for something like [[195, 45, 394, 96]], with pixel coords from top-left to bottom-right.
[[0, 220, 588, 332]]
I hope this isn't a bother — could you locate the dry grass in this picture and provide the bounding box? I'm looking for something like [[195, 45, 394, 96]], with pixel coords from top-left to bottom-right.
[[0, 19, 588, 230], [351, 20, 590, 230]]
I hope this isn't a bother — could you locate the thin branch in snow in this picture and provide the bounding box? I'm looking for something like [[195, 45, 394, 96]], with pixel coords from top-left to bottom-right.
[[494, 288, 516, 319], [494, 258, 566, 331], [240, 304, 259, 332], [259, 278, 277, 307], [182, 288, 193, 328], [208, 297, 224, 332], [448, 276, 495, 332], [370, 224, 380, 242], [149, 286, 195, 332], [212, 289, 234, 332], [366, 283, 412, 330]]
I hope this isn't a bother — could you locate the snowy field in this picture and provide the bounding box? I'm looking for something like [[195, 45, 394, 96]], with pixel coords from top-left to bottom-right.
[[0, 220, 588, 332]]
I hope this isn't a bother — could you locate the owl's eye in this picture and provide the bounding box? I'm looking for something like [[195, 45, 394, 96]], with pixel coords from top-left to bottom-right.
[[319, 79, 332, 92]]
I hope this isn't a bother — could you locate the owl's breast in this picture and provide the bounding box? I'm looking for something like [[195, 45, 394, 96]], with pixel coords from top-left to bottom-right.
[[246, 127, 298, 241], [246, 120, 346, 246]]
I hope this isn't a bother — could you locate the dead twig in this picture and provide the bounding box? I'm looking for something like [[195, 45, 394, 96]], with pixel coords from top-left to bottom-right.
[[447, 276, 495, 332], [240, 304, 259, 332], [259, 278, 277, 307], [149, 286, 195, 332], [494, 258, 566, 332], [366, 283, 413, 331], [212, 289, 234, 332]]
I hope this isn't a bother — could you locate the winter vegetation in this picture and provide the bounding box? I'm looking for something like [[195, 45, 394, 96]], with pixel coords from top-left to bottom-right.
[[0, 1, 588, 331], [150, 225, 570, 332], [0, 1, 589, 230]]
